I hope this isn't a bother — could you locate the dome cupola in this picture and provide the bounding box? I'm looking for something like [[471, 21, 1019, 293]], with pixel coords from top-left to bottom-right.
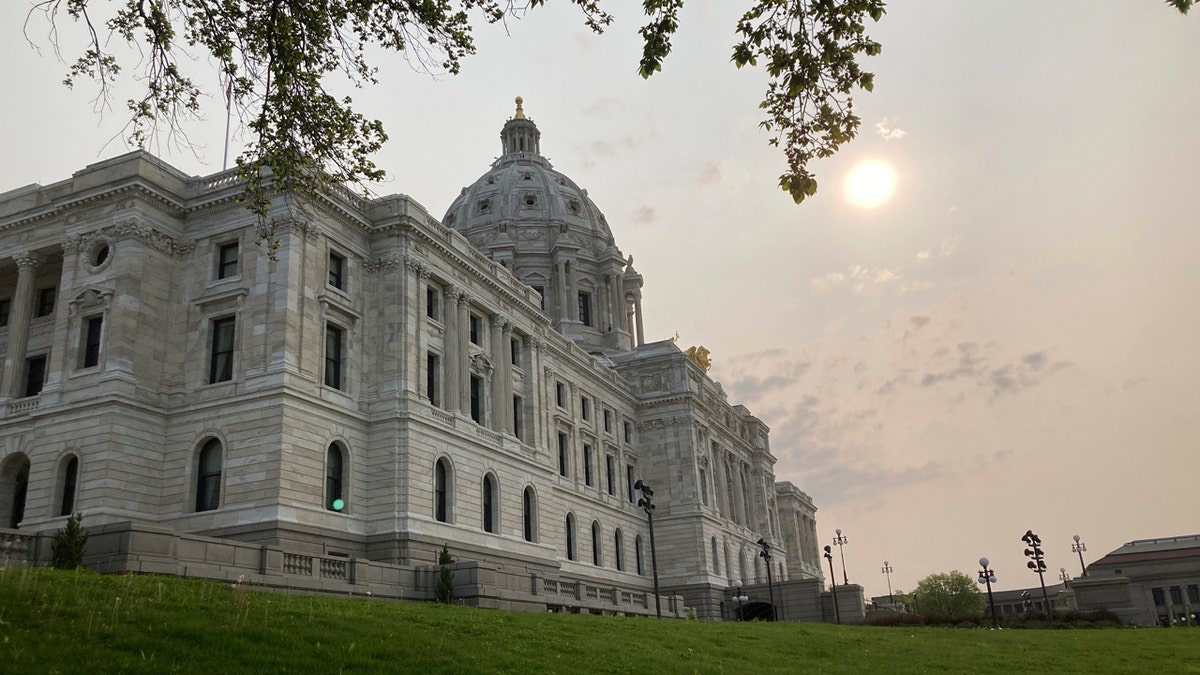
[[442, 98, 646, 354]]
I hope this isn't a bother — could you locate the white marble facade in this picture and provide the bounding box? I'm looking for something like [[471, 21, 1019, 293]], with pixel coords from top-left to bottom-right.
[[0, 102, 821, 619]]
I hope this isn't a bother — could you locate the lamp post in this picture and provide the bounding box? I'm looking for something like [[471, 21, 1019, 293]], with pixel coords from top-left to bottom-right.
[[758, 538, 777, 621], [1059, 567, 1071, 583], [833, 528, 849, 584], [634, 479, 661, 619], [732, 579, 749, 621], [1072, 534, 1088, 577], [881, 561, 895, 605], [823, 545, 841, 624], [1022, 529, 1053, 617], [978, 557, 1000, 630]]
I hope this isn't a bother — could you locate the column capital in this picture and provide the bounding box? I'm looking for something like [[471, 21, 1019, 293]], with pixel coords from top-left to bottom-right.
[[14, 251, 41, 270]]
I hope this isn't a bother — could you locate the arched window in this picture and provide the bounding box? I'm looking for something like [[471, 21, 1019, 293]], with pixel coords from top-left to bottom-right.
[[711, 537, 720, 575], [482, 473, 498, 533], [565, 514, 577, 561], [591, 521, 602, 566], [326, 443, 345, 512], [434, 458, 452, 523], [724, 543, 733, 582], [522, 486, 537, 542], [1, 453, 31, 529], [614, 529, 624, 572], [195, 439, 222, 512], [60, 455, 79, 517], [635, 535, 645, 575]]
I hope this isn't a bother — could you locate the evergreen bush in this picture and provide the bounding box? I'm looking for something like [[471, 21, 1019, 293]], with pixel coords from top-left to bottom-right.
[[50, 512, 88, 570], [435, 545, 454, 604]]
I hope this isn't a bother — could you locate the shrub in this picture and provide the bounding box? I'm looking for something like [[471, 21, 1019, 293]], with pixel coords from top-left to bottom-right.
[[435, 545, 454, 604], [50, 512, 88, 570]]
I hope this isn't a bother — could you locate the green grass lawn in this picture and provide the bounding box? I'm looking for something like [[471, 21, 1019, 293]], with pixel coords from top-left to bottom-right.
[[1, 567, 1197, 673]]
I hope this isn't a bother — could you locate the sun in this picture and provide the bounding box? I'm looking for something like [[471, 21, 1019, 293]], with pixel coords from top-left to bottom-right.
[[843, 160, 898, 208]]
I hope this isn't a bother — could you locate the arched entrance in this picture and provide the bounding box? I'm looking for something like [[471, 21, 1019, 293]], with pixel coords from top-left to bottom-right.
[[1, 453, 31, 529]]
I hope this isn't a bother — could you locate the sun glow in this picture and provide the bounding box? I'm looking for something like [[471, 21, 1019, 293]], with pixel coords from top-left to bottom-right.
[[844, 160, 898, 208]]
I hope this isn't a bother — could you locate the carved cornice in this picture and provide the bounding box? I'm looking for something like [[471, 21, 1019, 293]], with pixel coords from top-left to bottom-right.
[[64, 218, 194, 257], [637, 416, 690, 431], [363, 254, 404, 273]]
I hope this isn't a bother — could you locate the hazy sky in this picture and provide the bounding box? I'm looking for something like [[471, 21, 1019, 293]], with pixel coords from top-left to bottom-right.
[[2, 1, 1197, 598]]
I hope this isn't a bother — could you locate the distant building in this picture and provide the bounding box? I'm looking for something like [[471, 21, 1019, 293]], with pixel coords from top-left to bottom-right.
[[1072, 534, 1200, 626], [0, 99, 829, 620]]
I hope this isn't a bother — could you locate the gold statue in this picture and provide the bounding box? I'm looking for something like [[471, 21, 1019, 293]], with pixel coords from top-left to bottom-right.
[[686, 345, 712, 371], [515, 96, 526, 119]]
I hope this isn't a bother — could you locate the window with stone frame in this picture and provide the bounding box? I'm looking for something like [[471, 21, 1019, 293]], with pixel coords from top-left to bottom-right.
[[557, 432, 570, 477], [195, 439, 222, 512], [328, 250, 346, 290], [482, 474, 499, 533], [216, 240, 239, 280], [209, 316, 236, 383], [80, 315, 103, 369], [426, 285, 439, 320], [577, 291, 592, 326], [583, 444, 594, 487], [512, 395, 523, 440], [555, 381, 566, 408], [565, 513, 577, 561], [510, 337, 521, 367], [469, 314, 481, 345], [24, 354, 47, 397], [603, 409, 612, 433], [59, 455, 79, 517], [605, 455, 615, 496], [591, 521, 602, 566], [624, 421, 633, 444], [581, 396, 591, 421], [470, 375, 483, 424], [627, 464, 636, 504], [326, 443, 346, 512], [35, 287, 56, 318], [324, 323, 346, 390], [434, 458, 452, 523], [522, 486, 537, 542], [614, 530, 624, 571], [426, 352, 441, 407]]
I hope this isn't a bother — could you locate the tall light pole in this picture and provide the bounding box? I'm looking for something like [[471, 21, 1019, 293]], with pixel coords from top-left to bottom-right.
[[758, 538, 777, 621], [1072, 534, 1088, 577], [634, 479, 661, 619], [833, 528, 849, 584], [1022, 529, 1053, 617], [732, 579, 748, 621], [1059, 567, 1071, 583], [977, 557, 999, 630], [823, 545, 841, 624], [881, 561, 894, 605]]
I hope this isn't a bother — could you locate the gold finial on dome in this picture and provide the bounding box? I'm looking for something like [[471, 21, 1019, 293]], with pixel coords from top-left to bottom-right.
[[514, 96, 526, 119]]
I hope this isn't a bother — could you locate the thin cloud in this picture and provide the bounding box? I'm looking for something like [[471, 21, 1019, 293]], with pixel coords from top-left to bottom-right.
[[633, 206, 656, 224], [697, 161, 722, 185], [875, 117, 908, 140]]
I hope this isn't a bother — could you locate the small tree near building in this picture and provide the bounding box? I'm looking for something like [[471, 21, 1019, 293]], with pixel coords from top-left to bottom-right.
[[51, 512, 88, 570], [912, 571, 985, 619], [435, 545, 454, 604]]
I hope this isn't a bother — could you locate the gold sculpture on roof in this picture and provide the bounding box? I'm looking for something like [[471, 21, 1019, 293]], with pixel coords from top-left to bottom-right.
[[686, 345, 712, 372], [514, 96, 526, 119]]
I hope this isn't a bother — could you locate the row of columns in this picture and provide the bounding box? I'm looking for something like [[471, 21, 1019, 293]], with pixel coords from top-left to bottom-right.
[[547, 253, 644, 347], [2, 252, 42, 398]]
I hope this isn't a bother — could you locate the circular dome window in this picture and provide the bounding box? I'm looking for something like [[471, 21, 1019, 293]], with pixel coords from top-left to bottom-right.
[[87, 240, 113, 271]]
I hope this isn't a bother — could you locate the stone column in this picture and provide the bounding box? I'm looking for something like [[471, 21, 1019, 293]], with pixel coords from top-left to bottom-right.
[[406, 261, 428, 399], [501, 321, 515, 434], [444, 286, 462, 411], [556, 259, 569, 323], [457, 290, 471, 413], [3, 252, 41, 397], [490, 314, 505, 432], [632, 289, 645, 346]]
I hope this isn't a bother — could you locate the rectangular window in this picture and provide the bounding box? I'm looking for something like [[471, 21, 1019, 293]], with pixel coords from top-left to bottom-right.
[[581, 396, 591, 421], [209, 317, 236, 383], [36, 287, 56, 317], [583, 445, 593, 487], [603, 409, 612, 433], [558, 432, 569, 477], [328, 251, 346, 290], [555, 381, 566, 408], [627, 465, 636, 504], [426, 286, 439, 320], [470, 375, 482, 423], [513, 395, 523, 440], [469, 315, 480, 345], [217, 241, 239, 279], [0, 299, 10, 327], [510, 337, 521, 367], [426, 352, 440, 407], [325, 324, 344, 390], [624, 421, 633, 444], [577, 292, 592, 326], [533, 286, 545, 311], [82, 316, 103, 368], [606, 455, 615, 496], [24, 354, 47, 397]]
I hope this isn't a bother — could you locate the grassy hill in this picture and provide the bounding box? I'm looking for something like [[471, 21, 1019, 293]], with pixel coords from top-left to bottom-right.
[[1, 567, 1197, 673]]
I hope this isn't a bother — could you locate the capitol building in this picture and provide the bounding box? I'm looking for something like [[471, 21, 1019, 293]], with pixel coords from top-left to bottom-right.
[[0, 100, 847, 620]]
